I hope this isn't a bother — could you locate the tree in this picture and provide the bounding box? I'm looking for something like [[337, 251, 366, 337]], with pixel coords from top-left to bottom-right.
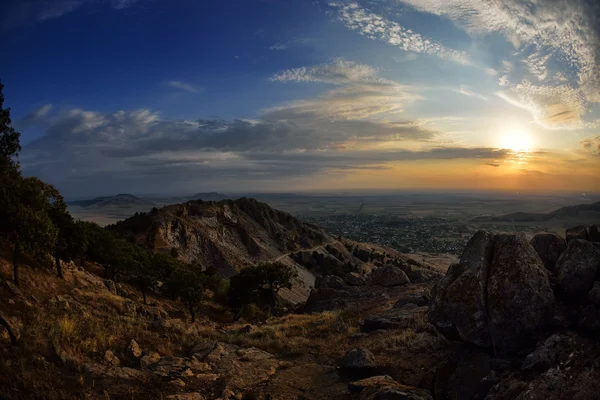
[[0, 81, 21, 163], [164, 265, 205, 322], [5, 177, 58, 285], [228, 262, 297, 313], [45, 184, 82, 278]]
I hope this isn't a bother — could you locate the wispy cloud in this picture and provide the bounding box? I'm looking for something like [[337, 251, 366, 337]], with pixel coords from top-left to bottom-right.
[[395, 0, 600, 129], [581, 136, 600, 156], [2, 0, 140, 29], [328, 2, 469, 64], [456, 86, 488, 101], [167, 80, 201, 93]]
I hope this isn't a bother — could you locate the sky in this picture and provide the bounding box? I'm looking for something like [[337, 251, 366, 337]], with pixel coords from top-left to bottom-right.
[[1, 0, 599, 197]]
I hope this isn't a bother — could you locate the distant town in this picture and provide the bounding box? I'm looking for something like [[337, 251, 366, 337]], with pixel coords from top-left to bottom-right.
[[301, 214, 548, 254]]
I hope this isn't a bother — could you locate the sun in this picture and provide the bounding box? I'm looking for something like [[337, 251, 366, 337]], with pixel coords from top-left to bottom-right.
[[500, 130, 533, 152]]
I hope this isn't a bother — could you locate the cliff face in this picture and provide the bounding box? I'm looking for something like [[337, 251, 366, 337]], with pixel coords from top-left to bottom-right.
[[114, 198, 331, 277]]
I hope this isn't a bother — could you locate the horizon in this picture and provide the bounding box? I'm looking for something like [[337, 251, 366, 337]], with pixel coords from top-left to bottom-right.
[[2, 0, 599, 197]]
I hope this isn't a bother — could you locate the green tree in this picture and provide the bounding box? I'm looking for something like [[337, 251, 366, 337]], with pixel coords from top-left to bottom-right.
[[163, 265, 205, 322], [228, 262, 297, 312], [5, 177, 59, 285], [0, 81, 21, 163]]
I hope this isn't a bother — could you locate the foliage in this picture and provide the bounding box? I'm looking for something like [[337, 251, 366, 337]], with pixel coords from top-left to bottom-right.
[[163, 265, 205, 322], [228, 262, 297, 312], [0, 81, 21, 162]]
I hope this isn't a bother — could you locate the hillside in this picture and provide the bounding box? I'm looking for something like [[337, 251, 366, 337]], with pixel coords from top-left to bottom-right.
[[109, 197, 444, 304], [472, 200, 600, 222], [70, 194, 155, 209]]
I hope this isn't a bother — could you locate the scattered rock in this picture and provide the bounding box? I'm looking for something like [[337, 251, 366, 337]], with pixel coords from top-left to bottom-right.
[[530, 233, 566, 272], [360, 385, 433, 400], [140, 351, 161, 369], [434, 347, 491, 400], [393, 292, 428, 308], [168, 378, 186, 388], [342, 348, 376, 370], [361, 306, 428, 333], [566, 226, 589, 242], [127, 339, 142, 359], [344, 272, 366, 286], [371, 265, 410, 287], [555, 239, 600, 301], [521, 333, 563, 374], [315, 275, 347, 289], [349, 375, 398, 393], [590, 225, 600, 242], [166, 394, 205, 400], [239, 325, 255, 334], [104, 350, 120, 366]]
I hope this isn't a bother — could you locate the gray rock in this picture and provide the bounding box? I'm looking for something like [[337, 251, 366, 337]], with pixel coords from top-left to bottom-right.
[[166, 394, 205, 400], [104, 350, 120, 366], [140, 351, 161, 369], [429, 231, 554, 353], [530, 233, 566, 272], [521, 333, 564, 374], [429, 230, 493, 347], [315, 275, 347, 289], [393, 292, 428, 308], [487, 234, 555, 353], [566, 225, 589, 242], [555, 239, 600, 300], [590, 225, 600, 243], [361, 306, 428, 333], [371, 265, 410, 287], [342, 348, 376, 369], [589, 282, 600, 305], [127, 339, 142, 359], [344, 272, 366, 286], [349, 375, 398, 393]]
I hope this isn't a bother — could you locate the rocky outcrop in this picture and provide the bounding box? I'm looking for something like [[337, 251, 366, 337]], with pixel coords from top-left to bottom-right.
[[371, 265, 410, 287], [342, 348, 377, 370], [530, 233, 566, 272], [555, 239, 600, 300], [566, 225, 589, 242], [0, 311, 20, 344], [590, 225, 600, 242], [344, 272, 366, 286], [349, 376, 433, 400], [127, 339, 142, 359], [429, 231, 554, 353]]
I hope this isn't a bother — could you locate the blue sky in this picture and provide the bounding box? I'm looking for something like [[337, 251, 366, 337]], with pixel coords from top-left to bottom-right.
[[1, 0, 599, 196]]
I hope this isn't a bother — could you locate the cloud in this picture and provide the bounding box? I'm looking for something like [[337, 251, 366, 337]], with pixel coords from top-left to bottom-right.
[[328, 2, 468, 64], [394, 0, 600, 128], [270, 59, 420, 120], [456, 86, 488, 101], [269, 43, 288, 51], [581, 136, 600, 155], [167, 80, 201, 93], [21, 104, 53, 124], [2, 0, 140, 29]]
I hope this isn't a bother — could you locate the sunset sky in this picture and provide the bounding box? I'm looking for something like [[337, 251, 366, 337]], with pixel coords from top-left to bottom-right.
[[2, 0, 599, 197]]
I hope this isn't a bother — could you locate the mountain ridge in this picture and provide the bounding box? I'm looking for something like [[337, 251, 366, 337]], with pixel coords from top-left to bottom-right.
[[472, 200, 600, 222]]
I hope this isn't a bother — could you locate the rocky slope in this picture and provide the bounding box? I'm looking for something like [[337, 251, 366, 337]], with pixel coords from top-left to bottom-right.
[[110, 198, 444, 304]]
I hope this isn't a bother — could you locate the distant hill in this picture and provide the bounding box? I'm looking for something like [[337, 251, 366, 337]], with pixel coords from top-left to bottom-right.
[[188, 192, 229, 201], [69, 194, 155, 208], [472, 201, 600, 222]]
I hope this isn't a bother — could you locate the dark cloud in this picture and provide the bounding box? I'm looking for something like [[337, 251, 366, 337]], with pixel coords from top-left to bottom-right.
[[20, 106, 513, 196], [581, 136, 600, 155]]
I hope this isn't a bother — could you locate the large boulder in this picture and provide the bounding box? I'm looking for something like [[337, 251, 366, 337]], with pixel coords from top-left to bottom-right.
[[530, 233, 566, 272], [429, 231, 554, 353], [315, 275, 347, 289], [429, 230, 494, 347], [486, 234, 555, 353], [371, 265, 410, 287], [342, 348, 376, 370], [566, 225, 589, 242], [590, 225, 600, 242], [555, 239, 600, 301]]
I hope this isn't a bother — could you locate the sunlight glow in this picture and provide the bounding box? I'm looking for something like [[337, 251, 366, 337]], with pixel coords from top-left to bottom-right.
[[500, 130, 533, 152]]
